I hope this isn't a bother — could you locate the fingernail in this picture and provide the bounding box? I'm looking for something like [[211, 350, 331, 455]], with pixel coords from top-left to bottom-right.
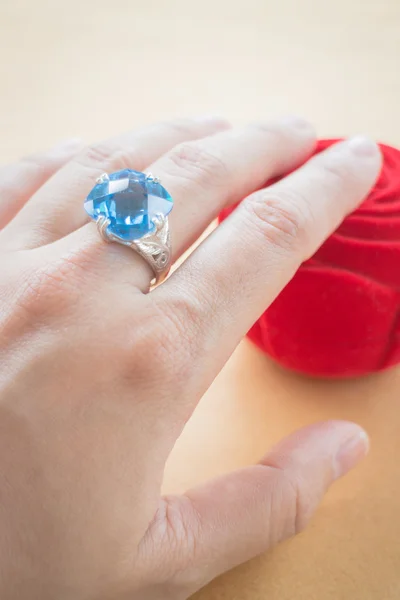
[[49, 138, 83, 157], [280, 114, 314, 131], [347, 135, 378, 157], [334, 430, 370, 479]]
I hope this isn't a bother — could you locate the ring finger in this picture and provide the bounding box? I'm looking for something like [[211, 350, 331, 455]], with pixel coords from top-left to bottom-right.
[[61, 116, 317, 290], [1, 116, 230, 250]]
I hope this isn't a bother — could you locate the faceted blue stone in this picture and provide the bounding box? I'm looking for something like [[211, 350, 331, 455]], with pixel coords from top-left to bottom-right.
[[84, 169, 173, 241]]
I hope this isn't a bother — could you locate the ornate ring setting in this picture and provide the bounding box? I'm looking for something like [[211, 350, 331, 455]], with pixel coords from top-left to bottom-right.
[[84, 169, 173, 284]]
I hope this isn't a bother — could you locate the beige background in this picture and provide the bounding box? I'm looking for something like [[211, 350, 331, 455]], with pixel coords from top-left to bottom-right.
[[1, 1, 400, 598]]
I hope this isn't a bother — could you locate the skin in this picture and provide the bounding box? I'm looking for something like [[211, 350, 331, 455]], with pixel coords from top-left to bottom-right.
[[0, 115, 382, 599]]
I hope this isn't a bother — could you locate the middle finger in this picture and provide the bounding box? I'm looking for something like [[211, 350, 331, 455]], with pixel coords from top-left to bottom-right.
[[146, 116, 317, 264]]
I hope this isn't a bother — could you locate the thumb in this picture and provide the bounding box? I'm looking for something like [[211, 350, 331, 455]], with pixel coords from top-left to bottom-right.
[[144, 420, 369, 593]]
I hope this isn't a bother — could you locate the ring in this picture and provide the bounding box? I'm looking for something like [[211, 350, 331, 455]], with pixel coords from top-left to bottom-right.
[[84, 169, 173, 284]]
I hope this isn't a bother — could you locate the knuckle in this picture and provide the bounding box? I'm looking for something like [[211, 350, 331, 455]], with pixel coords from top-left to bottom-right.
[[158, 118, 195, 137], [317, 152, 354, 188], [142, 324, 179, 379], [282, 474, 311, 536], [116, 303, 180, 386], [245, 189, 309, 251], [117, 333, 157, 384], [15, 153, 61, 189], [161, 495, 202, 585], [139, 496, 201, 593], [75, 143, 144, 174], [267, 469, 309, 541], [155, 292, 206, 363], [77, 142, 117, 167], [13, 244, 114, 326], [161, 495, 200, 563], [166, 142, 229, 189], [122, 292, 208, 392], [13, 262, 79, 324], [248, 120, 285, 139], [19, 154, 49, 176]]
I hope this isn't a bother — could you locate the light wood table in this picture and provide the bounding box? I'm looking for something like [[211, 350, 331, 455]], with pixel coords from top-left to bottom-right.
[[1, 1, 400, 598]]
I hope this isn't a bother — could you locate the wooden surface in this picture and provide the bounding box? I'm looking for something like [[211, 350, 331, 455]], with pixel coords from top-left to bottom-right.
[[1, 1, 400, 598]]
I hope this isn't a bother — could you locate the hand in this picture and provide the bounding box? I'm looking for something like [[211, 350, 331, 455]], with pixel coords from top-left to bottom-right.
[[0, 116, 380, 599]]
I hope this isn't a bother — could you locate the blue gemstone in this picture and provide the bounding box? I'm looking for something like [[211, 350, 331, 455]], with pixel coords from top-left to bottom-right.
[[84, 169, 173, 241]]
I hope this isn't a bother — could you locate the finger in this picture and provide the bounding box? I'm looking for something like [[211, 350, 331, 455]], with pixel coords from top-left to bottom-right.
[[59, 116, 317, 292], [2, 116, 230, 249], [158, 137, 382, 384], [147, 115, 316, 262], [0, 139, 82, 231], [141, 421, 369, 592]]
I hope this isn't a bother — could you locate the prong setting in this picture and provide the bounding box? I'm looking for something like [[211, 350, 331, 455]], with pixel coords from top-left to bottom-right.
[[152, 213, 165, 231], [96, 216, 112, 242], [96, 173, 110, 184], [146, 173, 161, 184]]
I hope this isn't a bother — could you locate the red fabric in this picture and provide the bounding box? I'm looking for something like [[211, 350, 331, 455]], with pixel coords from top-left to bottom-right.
[[219, 139, 400, 378]]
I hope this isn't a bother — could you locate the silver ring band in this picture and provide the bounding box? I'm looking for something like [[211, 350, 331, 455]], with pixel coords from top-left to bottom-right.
[[96, 213, 171, 285]]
